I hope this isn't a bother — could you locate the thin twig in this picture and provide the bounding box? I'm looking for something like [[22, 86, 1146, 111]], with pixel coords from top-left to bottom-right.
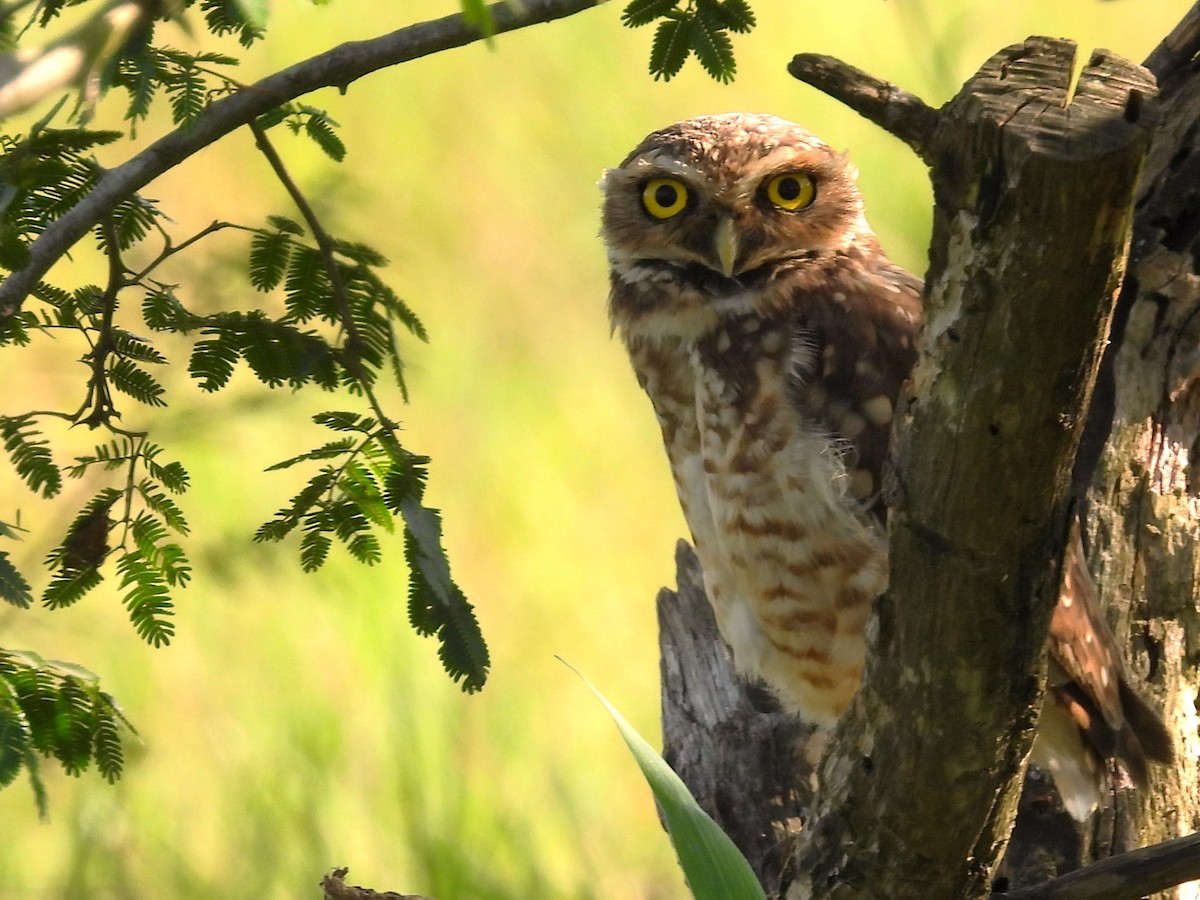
[[130, 219, 251, 282], [77, 215, 124, 428], [0, 0, 604, 317]]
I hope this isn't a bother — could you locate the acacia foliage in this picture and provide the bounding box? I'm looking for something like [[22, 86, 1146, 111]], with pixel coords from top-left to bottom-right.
[[0, 0, 491, 803], [621, 0, 756, 82]]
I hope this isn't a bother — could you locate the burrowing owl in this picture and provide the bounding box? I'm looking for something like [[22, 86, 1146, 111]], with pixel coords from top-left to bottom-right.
[[601, 112, 1171, 819]]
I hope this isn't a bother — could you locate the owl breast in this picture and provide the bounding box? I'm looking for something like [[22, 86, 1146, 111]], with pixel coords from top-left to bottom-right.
[[628, 314, 887, 725]]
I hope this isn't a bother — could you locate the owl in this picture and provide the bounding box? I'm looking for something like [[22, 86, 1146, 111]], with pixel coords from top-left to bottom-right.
[[601, 112, 1172, 819]]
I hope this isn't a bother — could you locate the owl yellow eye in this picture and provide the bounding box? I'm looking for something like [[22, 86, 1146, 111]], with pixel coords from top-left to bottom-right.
[[642, 178, 689, 219], [764, 173, 815, 211]]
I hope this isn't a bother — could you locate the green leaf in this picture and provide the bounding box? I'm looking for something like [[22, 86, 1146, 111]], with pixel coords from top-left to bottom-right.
[[42, 567, 103, 609], [332, 240, 386, 267], [622, 0, 679, 27], [52, 677, 92, 775], [711, 0, 755, 33], [313, 410, 375, 433], [266, 214, 303, 235], [116, 552, 175, 647], [146, 458, 190, 494], [110, 328, 167, 364], [346, 531, 381, 566], [201, 0, 266, 45], [92, 694, 124, 783], [189, 332, 241, 391], [303, 111, 346, 163], [0, 699, 31, 788], [264, 438, 356, 472], [400, 500, 489, 693], [567, 663, 766, 900], [299, 519, 331, 572], [283, 245, 330, 322], [690, 9, 736, 83], [255, 471, 335, 542], [166, 66, 206, 126], [137, 482, 190, 534], [0, 551, 33, 608], [1, 415, 62, 498], [249, 227, 293, 291], [142, 286, 200, 333], [109, 358, 167, 407], [649, 14, 692, 81]]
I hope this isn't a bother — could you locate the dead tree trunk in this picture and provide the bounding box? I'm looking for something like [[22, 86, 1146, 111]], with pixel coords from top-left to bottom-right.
[[659, 10, 1200, 899]]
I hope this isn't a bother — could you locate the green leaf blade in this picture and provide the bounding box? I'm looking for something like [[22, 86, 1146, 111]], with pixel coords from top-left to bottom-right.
[[570, 665, 766, 900]]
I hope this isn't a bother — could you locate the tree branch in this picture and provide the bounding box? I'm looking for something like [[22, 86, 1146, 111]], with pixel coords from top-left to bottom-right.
[[0, 0, 605, 317], [786, 53, 938, 159], [996, 832, 1200, 900], [1145, 0, 1200, 82]]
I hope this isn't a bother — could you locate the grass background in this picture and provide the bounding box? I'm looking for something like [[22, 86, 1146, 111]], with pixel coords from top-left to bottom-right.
[[0, 1, 1188, 897]]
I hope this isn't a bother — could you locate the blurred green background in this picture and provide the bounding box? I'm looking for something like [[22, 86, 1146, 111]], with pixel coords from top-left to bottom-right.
[[0, 1, 1187, 897]]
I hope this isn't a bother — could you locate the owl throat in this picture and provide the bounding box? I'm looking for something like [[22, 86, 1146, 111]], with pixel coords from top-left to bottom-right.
[[620, 296, 887, 726]]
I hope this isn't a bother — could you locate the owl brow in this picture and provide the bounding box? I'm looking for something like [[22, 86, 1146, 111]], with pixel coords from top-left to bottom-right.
[[631, 155, 702, 180]]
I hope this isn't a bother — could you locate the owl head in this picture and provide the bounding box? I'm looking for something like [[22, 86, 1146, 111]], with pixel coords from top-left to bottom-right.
[[601, 113, 876, 337]]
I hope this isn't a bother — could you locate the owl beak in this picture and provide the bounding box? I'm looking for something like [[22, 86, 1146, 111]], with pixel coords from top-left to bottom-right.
[[714, 217, 739, 278]]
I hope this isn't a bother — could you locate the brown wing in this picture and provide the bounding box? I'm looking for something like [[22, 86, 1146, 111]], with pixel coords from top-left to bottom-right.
[[1049, 518, 1174, 787], [787, 249, 922, 521]]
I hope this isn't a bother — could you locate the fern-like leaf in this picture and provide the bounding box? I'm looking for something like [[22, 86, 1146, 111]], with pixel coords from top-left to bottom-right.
[[92, 694, 124, 783], [303, 110, 346, 163], [313, 410, 376, 433], [264, 438, 356, 472], [201, 0, 265, 46], [299, 520, 332, 572], [249, 227, 293, 291], [142, 285, 200, 333], [42, 567, 103, 609], [255, 471, 335, 542], [622, 0, 678, 27], [109, 358, 167, 407], [649, 14, 693, 81], [0, 550, 32, 608], [0, 697, 30, 788], [110, 328, 167, 364], [137, 482, 190, 534], [710, 0, 755, 33], [689, 8, 736, 84], [346, 531, 381, 566], [145, 457, 190, 493], [190, 331, 241, 391], [166, 66, 206, 126], [283, 245, 330, 322], [1, 655, 56, 755], [266, 214, 303, 235], [52, 677, 92, 775], [400, 500, 489, 692], [1, 415, 62, 498], [116, 552, 175, 647]]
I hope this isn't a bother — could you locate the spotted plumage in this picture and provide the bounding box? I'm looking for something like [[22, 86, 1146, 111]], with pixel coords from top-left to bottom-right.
[[601, 112, 1171, 818]]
